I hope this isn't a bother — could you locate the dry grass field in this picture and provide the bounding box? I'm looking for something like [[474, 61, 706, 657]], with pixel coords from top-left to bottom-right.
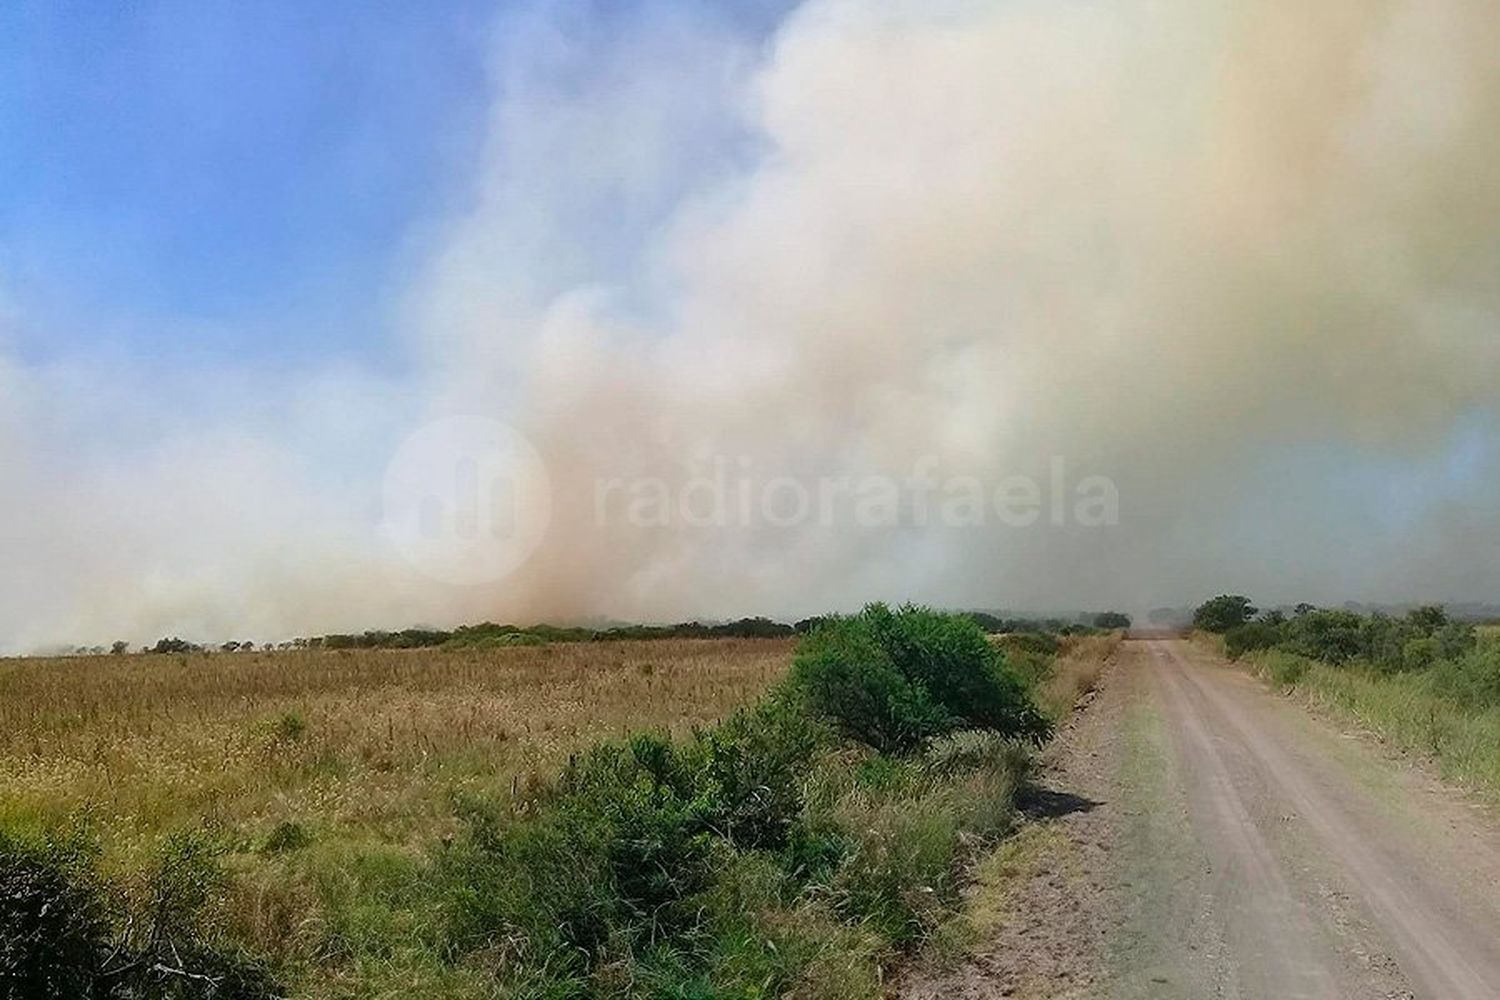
[[0, 624, 1112, 998], [0, 639, 791, 866], [0, 639, 793, 994]]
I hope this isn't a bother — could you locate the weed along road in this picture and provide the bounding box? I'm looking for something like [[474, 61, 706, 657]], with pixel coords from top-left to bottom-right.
[[909, 638, 1500, 999]]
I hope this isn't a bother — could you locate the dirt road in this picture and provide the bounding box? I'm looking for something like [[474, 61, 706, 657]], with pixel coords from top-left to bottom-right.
[[905, 638, 1500, 999]]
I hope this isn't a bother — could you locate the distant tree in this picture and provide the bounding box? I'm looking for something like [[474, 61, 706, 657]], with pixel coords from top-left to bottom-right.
[[110, 641, 129, 656], [1407, 605, 1449, 636], [1259, 609, 1287, 626], [962, 612, 1007, 633], [1293, 603, 1318, 617], [1193, 595, 1257, 633], [1093, 611, 1132, 630], [220, 641, 240, 653], [147, 637, 202, 655]]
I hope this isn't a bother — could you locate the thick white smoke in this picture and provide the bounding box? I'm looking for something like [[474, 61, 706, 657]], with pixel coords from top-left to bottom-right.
[[3, 0, 1499, 650]]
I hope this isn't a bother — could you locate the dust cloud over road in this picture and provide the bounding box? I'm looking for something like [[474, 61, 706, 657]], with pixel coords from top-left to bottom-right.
[[913, 639, 1500, 998]]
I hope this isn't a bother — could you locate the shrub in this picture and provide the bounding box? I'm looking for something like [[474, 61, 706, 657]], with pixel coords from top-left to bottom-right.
[[788, 605, 1049, 754], [270, 710, 307, 743], [0, 835, 110, 999], [1193, 595, 1257, 633], [1407, 605, 1450, 635], [1436, 622, 1479, 661], [1282, 609, 1366, 664], [443, 733, 719, 966], [0, 830, 279, 1000], [695, 698, 829, 850], [1224, 621, 1283, 660], [435, 607, 1044, 991], [865, 605, 1048, 740], [787, 617, 950, 754], [131, 831, 282, 1000], [260, 821, 311, 855], [1430, 641, 1500, 709], [1402, 636, 1441, 672], [440, 810, 611, 975], [1358, 613, 1411, 671], [994, 632, 1062, 689], [564, 736, 718, 932]]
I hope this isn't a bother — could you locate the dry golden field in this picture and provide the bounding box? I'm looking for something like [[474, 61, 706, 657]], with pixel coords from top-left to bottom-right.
[[0, 638, 793, 995], [0, 639, 792, 867], [0, 630, 1113, 997]]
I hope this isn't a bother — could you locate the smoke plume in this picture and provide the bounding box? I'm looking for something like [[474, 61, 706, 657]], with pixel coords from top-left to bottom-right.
[[4, 0, 1499, 649]]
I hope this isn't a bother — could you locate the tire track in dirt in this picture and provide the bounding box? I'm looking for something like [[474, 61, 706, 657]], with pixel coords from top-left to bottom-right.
[[1146, 642, 1343, 997], [1155, 639, 1500, 998]]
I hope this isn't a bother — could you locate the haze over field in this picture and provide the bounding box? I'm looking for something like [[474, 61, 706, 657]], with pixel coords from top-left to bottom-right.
[[3, 0, 1499, 650]]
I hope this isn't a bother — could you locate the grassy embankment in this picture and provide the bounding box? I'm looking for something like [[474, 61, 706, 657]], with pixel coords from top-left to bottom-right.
[[1, 612, 1108, 998], [1208, 616, 1500, 803], [919, 630, 1122, 965]]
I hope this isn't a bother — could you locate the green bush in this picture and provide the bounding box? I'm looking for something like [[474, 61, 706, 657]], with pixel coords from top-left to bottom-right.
[[0, 835, 110, 999], [1436, 621, 1479, 661], [787, 617, 950, 754], [1282, 609, 1366, 664], [788, 605, 1049, 754], [694, 697, 829, 850], [443, 732, 719, 970], [1402, 636, 1441, 672], [1193, 595, 1257, 633], [1224, 621, 1283, 660], [1430, 641, 1500, 708], [1359, 613, 1414, 671]]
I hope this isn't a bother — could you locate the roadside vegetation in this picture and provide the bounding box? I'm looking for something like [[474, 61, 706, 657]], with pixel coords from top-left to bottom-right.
[[1195, 596, 1500, 801], [0, 606, 1103, 998]]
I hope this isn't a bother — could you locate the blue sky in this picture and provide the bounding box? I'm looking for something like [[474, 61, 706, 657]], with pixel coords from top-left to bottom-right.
[[0, 0, 794, 369], [0, 1, 498, 366]]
